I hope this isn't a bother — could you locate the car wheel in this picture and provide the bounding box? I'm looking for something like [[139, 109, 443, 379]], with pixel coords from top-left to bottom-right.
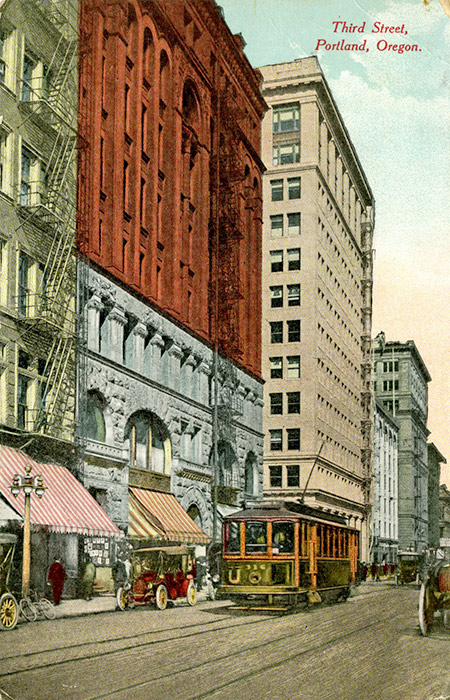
[[116, 587, 129, 611], [155, 584, 168, 610], [0, 593, 19, 630], [186, 581, 197, 606]]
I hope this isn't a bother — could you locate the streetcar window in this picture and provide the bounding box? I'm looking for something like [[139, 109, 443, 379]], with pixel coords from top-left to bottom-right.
[[245, 521, 267, 554], [272, 522, 294, 554], [227, 521, 240, 554]]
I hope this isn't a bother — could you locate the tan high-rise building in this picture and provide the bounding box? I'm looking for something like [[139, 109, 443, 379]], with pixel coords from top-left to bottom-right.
[[260, 57, 374, 558]]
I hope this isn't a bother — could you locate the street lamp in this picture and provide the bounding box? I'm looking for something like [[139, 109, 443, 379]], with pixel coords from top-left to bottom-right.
[[10, 465, 45, 597]]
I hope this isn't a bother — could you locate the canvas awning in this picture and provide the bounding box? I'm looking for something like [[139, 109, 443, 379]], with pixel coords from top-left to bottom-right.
[[129, 488, 211, 544], [0, 446, 121, 537]]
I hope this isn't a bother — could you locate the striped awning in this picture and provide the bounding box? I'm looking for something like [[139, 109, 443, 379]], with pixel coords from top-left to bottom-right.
[[0, 446, 121, 537], [129, 488, 211, 545]]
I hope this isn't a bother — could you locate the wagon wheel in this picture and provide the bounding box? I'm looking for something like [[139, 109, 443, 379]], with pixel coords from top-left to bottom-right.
[[186, 581, 197, 606], [19, 597, 37, 623], [0, 593, 19, 630], [116, 587, 129, 611], [155, 584, 168, 610], [418, 579, 436, 636]]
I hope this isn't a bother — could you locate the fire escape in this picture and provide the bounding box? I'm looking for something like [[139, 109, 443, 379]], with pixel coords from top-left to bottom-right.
[[209, 78, 246, 535], [14, 0, 77, 441]]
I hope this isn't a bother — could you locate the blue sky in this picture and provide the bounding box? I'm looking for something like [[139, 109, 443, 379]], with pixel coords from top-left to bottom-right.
[[220, 0, 450, 474]]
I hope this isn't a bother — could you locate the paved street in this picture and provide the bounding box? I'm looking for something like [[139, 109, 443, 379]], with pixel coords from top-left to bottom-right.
[[1, 584, 449, 700]]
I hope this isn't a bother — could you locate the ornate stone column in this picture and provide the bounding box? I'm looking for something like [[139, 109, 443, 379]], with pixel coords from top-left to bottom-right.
[[86, 293, 103, 353], [132, 321, 148, 374], [107, 305, 127, 364], [149, 332, 165, 382], [183, 354, 197, 398], [197, 360, 211, 405], [167, 343, 184, 390]]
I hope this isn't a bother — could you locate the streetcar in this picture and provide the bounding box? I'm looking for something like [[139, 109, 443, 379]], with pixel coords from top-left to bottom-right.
[[0, 532, 19, 630], [216, 501, 359, 608], [395, 550, 423, 586], [116, 545, 197, 611], [419, 559, 450, 635]]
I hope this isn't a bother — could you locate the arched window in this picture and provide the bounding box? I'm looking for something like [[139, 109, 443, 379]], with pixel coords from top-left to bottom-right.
[[187, 505, 202, 527], [244, 453, 258, 497], [215, 440, 238, 488], [125, 412, 171, 474], [85, 392, 106, 442]]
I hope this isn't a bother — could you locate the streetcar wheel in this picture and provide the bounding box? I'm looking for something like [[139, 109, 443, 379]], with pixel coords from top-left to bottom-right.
[[39, 598, 56, 620], [186, 581, 197, 606], [0, 593, 19, 630], [19, 597, 37, 622], [116, 587, 129, 611], [155, 584, 168, 610], [418, 580, 435, 636]]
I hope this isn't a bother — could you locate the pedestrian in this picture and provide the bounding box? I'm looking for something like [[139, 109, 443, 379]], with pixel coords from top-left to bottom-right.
[[371, 562, 377, 580], [383, 561, 388, 578], [80, 555, 96, 600], [361, 563, 368, 582], [112, 557, 128, 595], [48, 557, 66, 605]]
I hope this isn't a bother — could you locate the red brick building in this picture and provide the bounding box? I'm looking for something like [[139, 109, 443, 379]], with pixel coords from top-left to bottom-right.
[[78, 0, 265, 377], [76, 0, 266, 540]]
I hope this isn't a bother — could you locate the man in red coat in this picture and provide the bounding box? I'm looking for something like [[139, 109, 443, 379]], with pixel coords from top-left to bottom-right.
[[48, 558, 66, 605]]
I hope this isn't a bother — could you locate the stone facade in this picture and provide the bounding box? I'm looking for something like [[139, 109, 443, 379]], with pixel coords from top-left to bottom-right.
[[373, 401, 399, 563], [79, 263, 264, 537], [373, 337, 431, 553], [428, 443, 446, 548]]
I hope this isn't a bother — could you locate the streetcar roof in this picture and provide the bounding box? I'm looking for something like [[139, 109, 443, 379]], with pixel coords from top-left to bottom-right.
[[224, 502, 352, 528]]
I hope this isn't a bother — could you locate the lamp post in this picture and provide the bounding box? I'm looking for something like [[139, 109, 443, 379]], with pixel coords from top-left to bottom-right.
[[10, 465, 45, 597]]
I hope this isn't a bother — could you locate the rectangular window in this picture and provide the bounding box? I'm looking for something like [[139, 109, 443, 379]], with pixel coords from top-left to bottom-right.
[[271, 179, 283, 201], [0, 131, 7, 192], [270, 250, 283, 272], [287, 465, 300, 487], [245, 521, 267, 554], [18, 251, 30, 316], [270, 286, 283, 308], [270, 321, 283, 344], [383, 361, 399, 372], [287, 319, 300, 342], [287, 428, 300, 450], [272, 103, 300, 133], [383, 380, 399, 392], [270, 393, 283, 415], [269, 356, 283, 379], [0, 32, 7, 84], [270, 214, 283, 237], [141, 104, 147, 151], [287, 355, 300, 378], [20, 149, 32, 206], [270, 429, 283, 451], [269, 465, 282, 488], [287, 248, 301, 270], [22, 55, 34, 101], [18, 349, 30, 369], [123, 160, 129, 211], [287, 284, 300, 306], [287, 212, 300, 236], [17, 374, 30, 429], [287, 392, 300, 414], [288, 177, 301, 199], [273, 142, 300, 166]]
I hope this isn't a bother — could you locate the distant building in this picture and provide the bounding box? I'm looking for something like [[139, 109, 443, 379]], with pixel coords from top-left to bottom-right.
[[77, 0, 266, 541], [428, 443, 447, 548], [373, 338, 431, 553], [439, 484, 450, 548], [259, 57, 375, 558], [373, 401, 399, 563]]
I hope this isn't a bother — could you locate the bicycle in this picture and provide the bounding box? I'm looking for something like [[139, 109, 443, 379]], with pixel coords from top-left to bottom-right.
[[18, 591, 55, 622]]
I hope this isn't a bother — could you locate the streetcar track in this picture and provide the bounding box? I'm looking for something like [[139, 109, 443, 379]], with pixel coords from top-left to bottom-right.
[[0, 587, 396, 686], [0, 610, 276, 678], [89, 603, 409, 700]]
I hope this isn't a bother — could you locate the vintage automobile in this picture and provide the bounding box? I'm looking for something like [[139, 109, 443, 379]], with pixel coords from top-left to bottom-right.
[[116, 545, 197, 611], [395, 550, 423, 586], [217, 501, 359, 609], [0, 533, 19, 630], [419, 560, 450, 635]]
